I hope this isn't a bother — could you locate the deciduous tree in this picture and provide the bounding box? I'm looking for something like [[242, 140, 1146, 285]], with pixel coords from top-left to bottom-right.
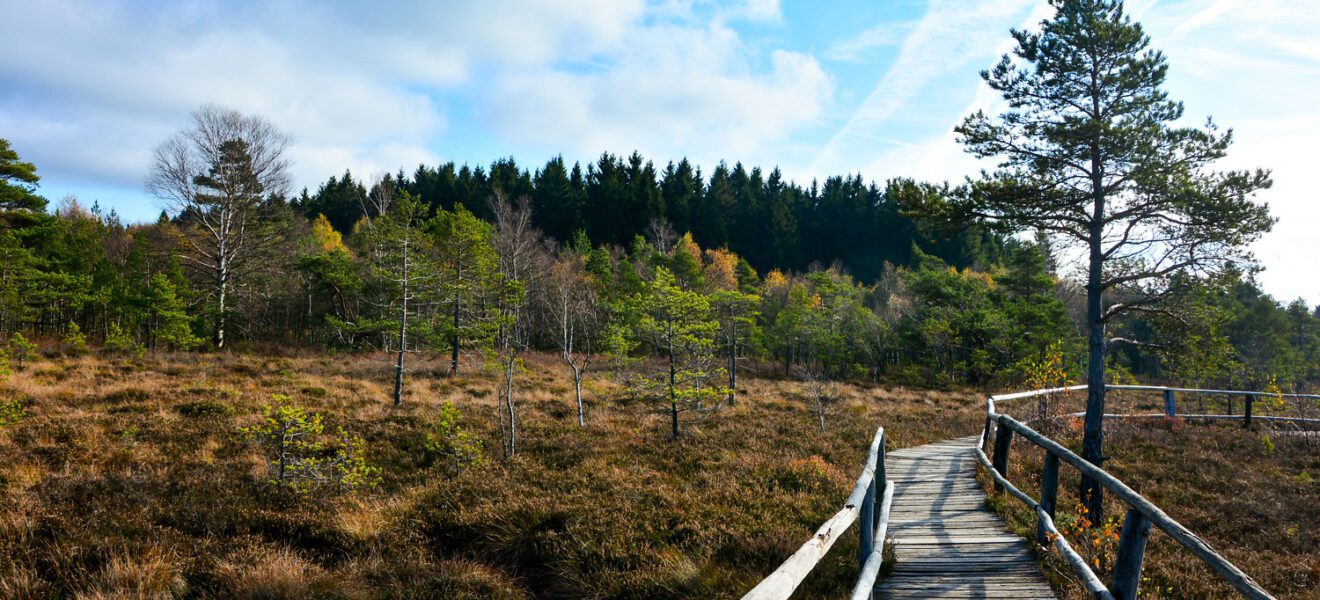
[[147, 105, 294, 348]]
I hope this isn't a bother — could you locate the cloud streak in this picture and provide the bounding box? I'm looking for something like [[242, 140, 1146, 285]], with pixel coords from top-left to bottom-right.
[[807, 0, 1037, 178]]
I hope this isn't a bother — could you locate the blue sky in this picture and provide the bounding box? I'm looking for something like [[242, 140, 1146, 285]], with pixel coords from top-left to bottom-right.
[[2, 0, 1317, 305]]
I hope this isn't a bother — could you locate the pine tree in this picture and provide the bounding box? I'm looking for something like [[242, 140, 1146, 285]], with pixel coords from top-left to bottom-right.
[[430, 204, 498, 376], [0, 139, 46, 214], [359, 192, 438, 405], [939, 0, 1274, 520], [147, 274, 202, 351], [629, 268, 723, 441]]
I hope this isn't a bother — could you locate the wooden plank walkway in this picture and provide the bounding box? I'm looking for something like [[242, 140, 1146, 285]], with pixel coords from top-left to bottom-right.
[[875, 436, 1057, 599]]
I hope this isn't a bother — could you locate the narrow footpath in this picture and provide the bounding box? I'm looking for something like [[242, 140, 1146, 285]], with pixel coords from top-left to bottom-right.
[[875, 436, 1057, 599]]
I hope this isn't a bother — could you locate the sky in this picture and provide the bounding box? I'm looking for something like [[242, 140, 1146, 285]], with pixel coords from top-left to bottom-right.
[[2, 0, 1317, 305]]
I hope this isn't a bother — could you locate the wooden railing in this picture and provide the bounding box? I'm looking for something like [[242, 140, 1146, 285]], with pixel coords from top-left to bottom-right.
[[981, 384, 1320, 600], [741, 426, 894, 600]]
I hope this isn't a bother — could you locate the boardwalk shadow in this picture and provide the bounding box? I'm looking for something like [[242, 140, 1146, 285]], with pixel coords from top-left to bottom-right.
[[875, 437, 1053, 599]]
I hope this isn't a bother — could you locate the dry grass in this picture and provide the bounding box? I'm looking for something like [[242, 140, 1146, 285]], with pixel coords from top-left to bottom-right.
[[981, 391, 1319, 600], [0, 350, 985, 598]]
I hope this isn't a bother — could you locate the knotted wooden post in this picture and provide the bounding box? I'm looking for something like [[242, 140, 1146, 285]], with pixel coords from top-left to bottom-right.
[[991, 421, 1013, 492], [1111, 508, 1153, 600], [1036, 452, 1059, 546]]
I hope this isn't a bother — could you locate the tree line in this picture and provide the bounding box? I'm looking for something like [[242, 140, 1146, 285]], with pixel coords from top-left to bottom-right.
[[294, 155, 1005, 285], [1, 121, 1314, 423]]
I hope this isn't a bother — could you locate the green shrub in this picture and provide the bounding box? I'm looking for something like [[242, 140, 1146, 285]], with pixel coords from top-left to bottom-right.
[[425, 401, 486, 475], [0, 395, 23, 428], [104, 323, 145, 357], [62, 324, 88, 356], [7, 332, 37, 369], [241, 395, 380, 493]]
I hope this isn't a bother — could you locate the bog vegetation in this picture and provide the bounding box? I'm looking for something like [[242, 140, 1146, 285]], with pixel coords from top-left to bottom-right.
[[0, 350, 987, 598]]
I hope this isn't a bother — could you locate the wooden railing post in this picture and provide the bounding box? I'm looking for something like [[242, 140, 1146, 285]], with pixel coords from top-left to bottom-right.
[[991, 421, 1013, 492], [858, 476, 875, 573], [1163, 389, 1177, 418], [1036, 452, 1059, 546], [1111, 508, 1152, 600], [1227, 395, 1234, 415], [1244, 395, 1254, 429], [875, 439, 886, 533]]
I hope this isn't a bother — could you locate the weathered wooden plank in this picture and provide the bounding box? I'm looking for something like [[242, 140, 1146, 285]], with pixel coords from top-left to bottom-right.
[[875, 437, 1056, 600]]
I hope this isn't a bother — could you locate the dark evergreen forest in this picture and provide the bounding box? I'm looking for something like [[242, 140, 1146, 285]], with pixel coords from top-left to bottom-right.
[[293, 153, 1004, 283]]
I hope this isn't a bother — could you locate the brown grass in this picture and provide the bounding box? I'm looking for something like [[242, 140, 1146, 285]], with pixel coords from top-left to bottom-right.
[[0, 350, 985, 598]]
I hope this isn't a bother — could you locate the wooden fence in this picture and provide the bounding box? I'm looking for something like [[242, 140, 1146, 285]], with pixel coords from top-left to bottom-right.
[[741, 426, 894, 600], [980, 384, 1320, 600]]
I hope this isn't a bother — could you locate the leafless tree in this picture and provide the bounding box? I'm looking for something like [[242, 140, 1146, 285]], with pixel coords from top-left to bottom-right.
[[645, 217, 677, 255], [796, 361, 839, 432], [361, 172, 396, 225], [146, 104, 293, 348], [541, 250, 603, 427], [490, 191, 549, 456]]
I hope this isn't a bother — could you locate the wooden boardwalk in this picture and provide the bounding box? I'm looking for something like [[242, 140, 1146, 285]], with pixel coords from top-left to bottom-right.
[[875, 436, 1057, 599]]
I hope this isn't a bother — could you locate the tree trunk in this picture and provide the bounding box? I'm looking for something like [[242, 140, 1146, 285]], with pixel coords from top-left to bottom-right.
[[573, 364, 585, 428], [669, 345, 680, 441], [727, 325, 737, 406], [504, 358, 518, 456], [393, 244, 409, 407], [449, 296, 460, 376], [216, 257, 228, 349], [1080, 202, 1107, 524]]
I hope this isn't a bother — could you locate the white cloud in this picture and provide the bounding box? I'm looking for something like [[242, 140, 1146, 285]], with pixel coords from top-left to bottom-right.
[[483, 20, 831, 170], [1172, 0, 1243, 36], [0, 0, 651, 199], [0, 0, 825, 207], [1125, 0, 1320, 304], [825, 22, 911, 63]]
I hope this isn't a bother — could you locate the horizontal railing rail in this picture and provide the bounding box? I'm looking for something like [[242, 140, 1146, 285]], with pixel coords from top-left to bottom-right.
[[742, 426, 891, 600], [981, 384, 1314, 600]]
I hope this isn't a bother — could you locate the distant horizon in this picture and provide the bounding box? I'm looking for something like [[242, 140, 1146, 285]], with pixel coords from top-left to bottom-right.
[[4, 0, 1316, 305]]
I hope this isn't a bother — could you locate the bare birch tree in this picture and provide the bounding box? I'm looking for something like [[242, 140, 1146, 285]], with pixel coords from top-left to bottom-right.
[[541, 250, 605, 427], [146, 104, 293, 348], [489, 192, 547, 456]]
